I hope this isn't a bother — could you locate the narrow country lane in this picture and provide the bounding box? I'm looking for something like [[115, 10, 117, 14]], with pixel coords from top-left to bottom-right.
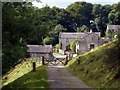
[[47, 53, 92, 89]]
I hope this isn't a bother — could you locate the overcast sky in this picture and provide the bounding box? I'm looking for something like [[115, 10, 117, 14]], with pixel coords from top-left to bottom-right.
[[32, 0, 119, 9]]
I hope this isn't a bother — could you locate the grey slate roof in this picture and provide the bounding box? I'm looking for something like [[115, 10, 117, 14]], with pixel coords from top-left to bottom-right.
[[59, 32, 101, 39], [27, 45, 52, 53], [107, 25, 120, 30]]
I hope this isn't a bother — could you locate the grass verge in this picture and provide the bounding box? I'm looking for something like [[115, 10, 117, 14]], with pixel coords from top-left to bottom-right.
[[2, 59, 48, 90], [66, 41, 120, 88]]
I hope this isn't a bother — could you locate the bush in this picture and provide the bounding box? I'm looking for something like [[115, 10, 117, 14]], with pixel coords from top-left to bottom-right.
[[43, 37, 55, 45], [105, 29, 112, 38], [54, 44, 60, 53], [70, 39, 79, 53]]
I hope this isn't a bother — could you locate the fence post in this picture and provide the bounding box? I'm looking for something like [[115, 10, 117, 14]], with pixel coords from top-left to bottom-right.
[[65, 55, 68, 65], [32, 62, 36, 72], [42, 56, 45, 65]]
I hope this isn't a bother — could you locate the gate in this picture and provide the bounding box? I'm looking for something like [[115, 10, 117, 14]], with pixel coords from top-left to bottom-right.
[[41, 56, 68, 66]]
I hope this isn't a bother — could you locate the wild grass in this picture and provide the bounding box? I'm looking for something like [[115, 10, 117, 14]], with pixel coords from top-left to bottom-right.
[[66, 41, 120, 88], [2, 59, 48, 90]]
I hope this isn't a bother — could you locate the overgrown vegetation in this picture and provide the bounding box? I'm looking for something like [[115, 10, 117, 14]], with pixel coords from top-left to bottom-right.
[[54, 44, 60, 53], [2, 59, 48, 90], [66, 38, 120, 88], [70, 39, 79, 53], [105, 29, 112, 38]]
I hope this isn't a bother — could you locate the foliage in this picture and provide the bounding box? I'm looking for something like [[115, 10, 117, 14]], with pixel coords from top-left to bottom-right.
[[2, 2, 35, 74], [46, 24, 67, 45], [66, 2, 93, 28], [54, 44, 60, 53], [43, 37, 54, 45], [108, 2, 120, 24], [77, 25, 89, 32], [105, 29, 112, 37], [92, 4, 112, 36], [70, 39, 79, 53]]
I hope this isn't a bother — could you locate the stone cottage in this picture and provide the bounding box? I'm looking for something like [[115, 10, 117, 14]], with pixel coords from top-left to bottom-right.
[[76, 32, 102, 54], [107, 25, 120, 32], [27, 45, 53, 58], [104, 25, 120, 42], [59, 32, 102, 54]]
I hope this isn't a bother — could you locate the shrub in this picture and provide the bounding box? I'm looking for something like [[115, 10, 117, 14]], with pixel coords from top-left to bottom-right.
[[43, 37, 55, 45], [54, 44, 60, 53], [105, 29, 112, 38], [70, 39, 79, 53]]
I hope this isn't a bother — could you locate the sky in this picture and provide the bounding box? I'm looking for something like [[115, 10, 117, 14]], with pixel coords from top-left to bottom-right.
[[32, 0, 120, 9]]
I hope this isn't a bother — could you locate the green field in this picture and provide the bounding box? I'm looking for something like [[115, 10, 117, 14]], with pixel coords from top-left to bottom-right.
[[2, 59, 48, 90], [66, 41, 120, 88]]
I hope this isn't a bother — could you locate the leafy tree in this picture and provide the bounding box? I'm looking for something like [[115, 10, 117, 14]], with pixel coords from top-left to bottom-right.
[[2, 2, 37, 74], [66, 2, 93, 29], [43, 37, 54, 45], [44, 24, 66, 45], [56, 8, 76, 32], [92, 4, 112, 36], [77, 25, 89, 32], [108, 2, 120, 24]]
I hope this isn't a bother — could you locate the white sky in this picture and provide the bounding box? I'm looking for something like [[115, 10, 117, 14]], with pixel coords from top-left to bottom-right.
[[32, 0, 120, 9]]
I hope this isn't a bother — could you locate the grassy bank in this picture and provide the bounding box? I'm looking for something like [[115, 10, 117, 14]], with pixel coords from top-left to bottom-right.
[[66, 41, 120, 88], [2, 59, 48, 90]]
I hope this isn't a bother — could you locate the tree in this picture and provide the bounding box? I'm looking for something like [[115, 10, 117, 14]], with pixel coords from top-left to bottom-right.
[[2, 2, 37, 74], [43, 24, 66, 45], [66, 2, 93, 28], [56, 8, 76, 32], [92, 4, 112, 36], [77, 25, 89, 32], [108, 2, 120, 24], [43, 37, 54, 45]]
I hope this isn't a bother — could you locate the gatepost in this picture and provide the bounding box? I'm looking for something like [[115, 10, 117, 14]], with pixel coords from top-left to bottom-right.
[[65, 55, 68, 65], [42, 56, 45, 65]]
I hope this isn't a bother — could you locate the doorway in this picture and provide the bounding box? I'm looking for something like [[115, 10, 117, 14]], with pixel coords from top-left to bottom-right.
[[66, 45, 70, 51], [90, 44, 95, 50]]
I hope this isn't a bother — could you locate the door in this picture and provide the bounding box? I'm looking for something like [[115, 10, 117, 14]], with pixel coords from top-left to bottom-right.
[[66, 45, 70, 51], [90, 44, 95, 50]]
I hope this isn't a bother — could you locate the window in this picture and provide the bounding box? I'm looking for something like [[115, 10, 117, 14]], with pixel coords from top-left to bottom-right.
[[66, 39, 69, 42]]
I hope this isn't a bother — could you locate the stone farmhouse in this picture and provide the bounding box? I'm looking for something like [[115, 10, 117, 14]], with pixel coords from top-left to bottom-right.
[[59, 32, 102, 54], [27, 45, 53, 58], [104, 25, 120, 42], [107, 25, 120, 38], [107, 25, 120, 32]]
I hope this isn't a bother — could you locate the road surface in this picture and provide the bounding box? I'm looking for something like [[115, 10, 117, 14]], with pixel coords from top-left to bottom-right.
[[48, 53, 91, 89]]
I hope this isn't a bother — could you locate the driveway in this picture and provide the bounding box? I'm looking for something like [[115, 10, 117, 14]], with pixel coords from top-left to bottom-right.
[[47, 64, 91, 89]]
